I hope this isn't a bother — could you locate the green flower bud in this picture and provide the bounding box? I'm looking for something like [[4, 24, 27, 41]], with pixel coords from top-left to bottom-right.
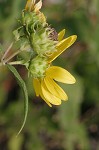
[[13, 10, 58, 57], [31, 28, 57, 56], [28, 56, 49, 78], [22, 11, 46, 33]]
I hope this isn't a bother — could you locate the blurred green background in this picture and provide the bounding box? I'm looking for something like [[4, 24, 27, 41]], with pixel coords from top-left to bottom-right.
[[0, 0, 99, 150]]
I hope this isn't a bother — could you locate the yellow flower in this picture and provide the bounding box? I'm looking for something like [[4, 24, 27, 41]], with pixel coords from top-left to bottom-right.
[[32, 29, 77, 107]]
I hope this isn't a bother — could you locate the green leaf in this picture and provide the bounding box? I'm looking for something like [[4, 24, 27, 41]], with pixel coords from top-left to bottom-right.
[[7, 64, 28, 136]]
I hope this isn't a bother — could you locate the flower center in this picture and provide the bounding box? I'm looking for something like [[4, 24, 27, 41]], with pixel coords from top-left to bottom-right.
[[48, 27, 58, 41]]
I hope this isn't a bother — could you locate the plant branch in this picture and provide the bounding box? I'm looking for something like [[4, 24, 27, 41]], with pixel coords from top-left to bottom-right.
[[1, 42, 13, 62], [8, 60, 25, 65], [3, 50, 21, 64]]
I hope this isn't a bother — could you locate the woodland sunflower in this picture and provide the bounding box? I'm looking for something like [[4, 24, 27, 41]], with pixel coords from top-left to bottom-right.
[[24, 0, 77, 106], [31, 29, 77, 107]]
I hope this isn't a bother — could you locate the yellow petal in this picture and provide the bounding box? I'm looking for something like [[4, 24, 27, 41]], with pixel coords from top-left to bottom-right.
[[34, 0, 42, 12], [33, 78, 52, 107], [39, 89, 52, 107], [48, 35, 77, 63], [44, 77, 68, 101], [41, 79, 61, 105], [46, 66, 76, 84], [25, 0, 35, 11], [58, 29, 65, 41], [33, 78, 40, 96]]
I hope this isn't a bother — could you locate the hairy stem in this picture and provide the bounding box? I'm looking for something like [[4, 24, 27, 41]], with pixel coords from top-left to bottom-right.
[[8, 60, 25, 65], [3, 50, 21, 64], [1, 42, 13, 62]]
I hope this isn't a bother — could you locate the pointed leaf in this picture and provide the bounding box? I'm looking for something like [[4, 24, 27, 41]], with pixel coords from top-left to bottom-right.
[[7, 64, 28, 136]]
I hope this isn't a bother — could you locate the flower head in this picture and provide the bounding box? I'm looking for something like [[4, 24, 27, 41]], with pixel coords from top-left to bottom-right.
[[29, 29, 77, 107]]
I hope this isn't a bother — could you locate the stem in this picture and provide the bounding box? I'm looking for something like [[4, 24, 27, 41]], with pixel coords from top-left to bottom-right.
[[0, 60, 25, 67], [1, 42, 13, 61], [4, 50, 21, 64], [8, 61, 25, 65]]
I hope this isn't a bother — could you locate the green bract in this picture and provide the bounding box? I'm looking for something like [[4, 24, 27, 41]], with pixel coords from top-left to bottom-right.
[[31, 28, 57, 56], [22, 11, 46, 32], [28, 56, 49, 78]]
